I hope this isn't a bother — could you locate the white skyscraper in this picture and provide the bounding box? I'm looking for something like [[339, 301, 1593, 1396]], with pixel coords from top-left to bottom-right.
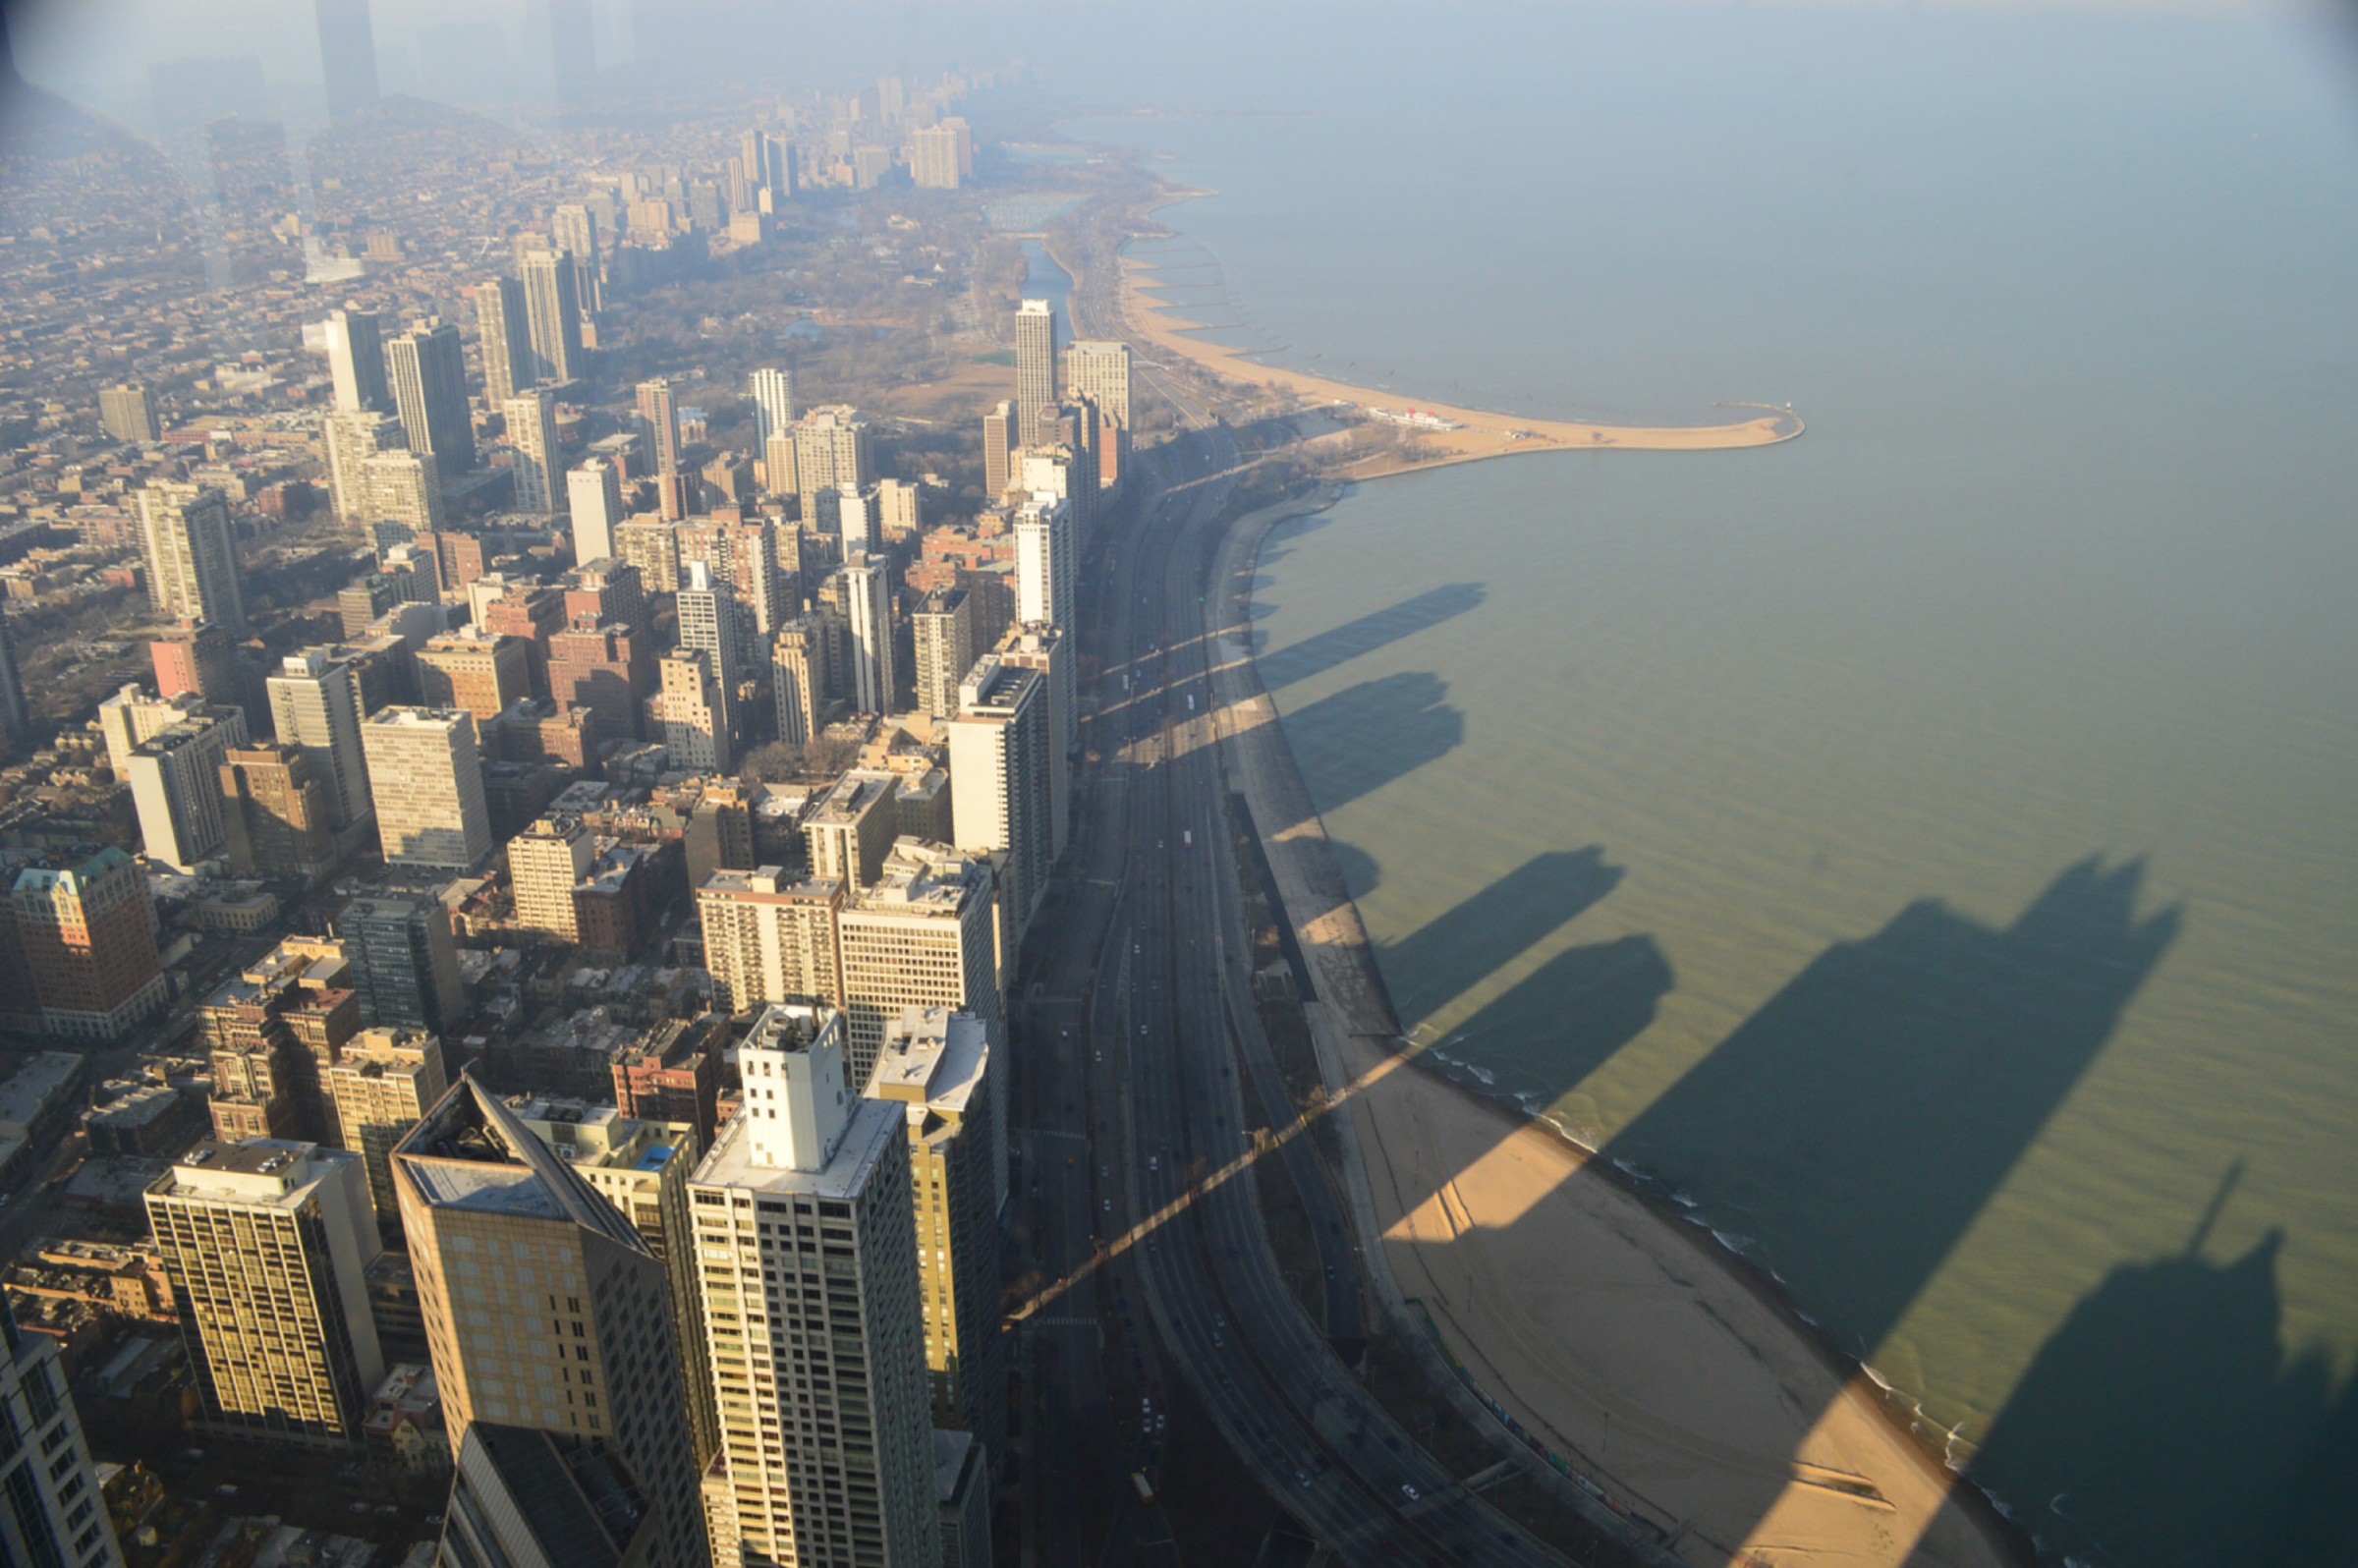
[[125, 707, 249, 872], [504, 389, 561, 513], [1015, 299, 1057, 439], [268, 649, 372, 829], [842, 553, 895, 715], [690, 1003, 940, 1568], [948, 655, 1054, 933], [137, 482, 247, 631], [676, 560, 742, 747], [324, 307, 389, 414], [0, 1300, 125, 1568], [567, 457, 624, 563], [520, 248, 584, 384], [324, 410, 406, 524], [1014, 495, 1076, 631], [749, 366, 796, 445], [361, 706, 491, 869]]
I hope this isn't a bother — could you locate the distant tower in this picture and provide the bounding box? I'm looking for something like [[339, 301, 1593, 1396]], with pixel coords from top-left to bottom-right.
[[911, 587, 974, 721], [982, 400, 1015, 501], [137, 482, 247, 631], [0, 606, 30, 751], [519, 248, 584, 384], [313, 0, 379, 123], [749, 365, 795, 445], [1016, 299, 1058, 440], [360, 706, 492, 870], [474, 276, 532, 407], [267, 649, 372, 829], [636, 377, 679, 475], [1014, 495, 1076, 631], [842, 552, 895, 715], [550, 204, 601, 312], [325, 307, 390, 414], [100, 383, 160, 445], [948, 654, 1053, 933], [504, 389, 560, 514], [386, 318, 476, 472]]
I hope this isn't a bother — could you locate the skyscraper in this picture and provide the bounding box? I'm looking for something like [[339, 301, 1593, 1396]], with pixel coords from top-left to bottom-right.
[[804, 771, 900, 897], [911, 588, 974, 721], [689, 1003, 939, 1568], [509, 814, 592, 942], [835, 841, 1004, 1097], [146, 1139, 384, 1442], [338, 893, 466, 1031], [1064, 339, 1133, 482], [505, 389, 561, 513], [676, 560, 742, 750], [3, 847, 169, 1042], [1015, 299, 1058, 439], [125, 706, 249, 872], [749, 366, 795, 446], [648, 652, 731, 774], [1014, 495, 1076, 632], [792, 405, 872, 515], [0, 1301, 124, 1568], [982, 401, 1015, 502], [313, 0, 380, 122], [361, 706, 492, 870], [868, 1007, 1005, 1451], [567, 458, 624, 563], [137, 482, 247, 631], [363, 448, 443, 532], [325, 307, 390, 414], [269, 649, 373, 830], [842, 552, 895, 715], [551, 204, 602, 313], [324, 1025, 446, 1223], [100, 382, 159, 444], [948, 654, 1053, 933], [771, 617, 825, 748], [475, 276, 533, 407], [323, 408, 405, 524], [520, 248, 584, 384], [386, 318, 476, 473], [995, 623, 1074, 858], [697, 869, 844, 1016], [909, 119, 973, 190], [395, 1079, 708, 1568], [636, 377, 679, 475]]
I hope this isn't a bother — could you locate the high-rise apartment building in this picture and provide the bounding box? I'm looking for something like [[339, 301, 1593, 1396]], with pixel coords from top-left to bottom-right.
[[149, 617, 244, 708], [688, 1003, 939, 1568], [1014, 495, 1076, 632], [551, 203, 602, 312], [439, 1425, 658, 1568], [947, 655, 1052, 935], [508, 1098, 716, 1464], [269, 648, 374, 830], [339, 893, 466, 1031], [138, 482, 247, 631], [675, 560, 743, 739], [146, 1139, 384, 1443], [909, 119, 973, 190], [394, 1079, 707, 1568], [636, 378, 679, 475], [0, 1300, 124, 1568], [1062, 340, 1132, 430], [549, 618, 650, 745], [740, 129, 792, 205], [911, 588, 973, 721], [220, 743, 339, 883], [313, 0, 380, 122], [519, 248, 585, 384], [616, 520, 682, 594], [867, 1007, 1005, 1452], [100, 382, 159, 445], [648, 651, 731, 774], [806, 771, 899, 896], [325, 307, 390, 413], [96, 684, 201, 777], [510, 814, 592, 942], [771, 617, 825, 748], [386, 318, 477, 473], [568, 458, 624, 563], [361, 706, 491, 870], [749, 366, 795, 446], [419, 633, 529, 724], [504, 389, 561, 513], [475, 276, 533, 408], [325, 1026, 446, 1222], [323, 408, 404, 524], [836, 840, 1003, 1100], [1015, 299, 1057, 439], [696, 869, 844, 1017], [364, 448, 444, 532], [992, 623, 1073, 859], [125, 706, 249, 872], [842, 552, 895, 715], [982, 401, 1015, 502], [1, 847, 169, 1042], [792, 405, 872, 514]]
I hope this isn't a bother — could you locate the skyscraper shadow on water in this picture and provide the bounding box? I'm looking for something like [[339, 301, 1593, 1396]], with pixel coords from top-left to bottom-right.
[[1928, 1168, 2358, 1568]]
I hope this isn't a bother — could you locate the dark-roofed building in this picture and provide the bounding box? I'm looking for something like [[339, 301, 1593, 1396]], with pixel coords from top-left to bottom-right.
[[440, 1421, 656, 1568]]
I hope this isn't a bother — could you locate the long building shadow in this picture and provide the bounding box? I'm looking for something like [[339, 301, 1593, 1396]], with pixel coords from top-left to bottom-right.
[[1377, 845, 1627, 1030], [1281, 670, 1464, 816], [1429, 935, 1675, 1106], [1604, 855, 2180, 1357], [1254, 583, 1488, 693], [1934, 1177, 2353, 1567]]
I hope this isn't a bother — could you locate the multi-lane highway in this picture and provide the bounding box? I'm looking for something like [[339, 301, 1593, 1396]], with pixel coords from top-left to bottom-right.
[[1014, 422, 1576, 1567]]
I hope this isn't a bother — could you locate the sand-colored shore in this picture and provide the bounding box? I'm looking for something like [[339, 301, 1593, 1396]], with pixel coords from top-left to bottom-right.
[[1207, 498, 2022, 1568], [1116, 245, 1801, 473]]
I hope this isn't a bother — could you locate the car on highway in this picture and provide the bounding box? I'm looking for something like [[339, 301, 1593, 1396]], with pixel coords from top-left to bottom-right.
[[1400, 1483, 1420, 1501]]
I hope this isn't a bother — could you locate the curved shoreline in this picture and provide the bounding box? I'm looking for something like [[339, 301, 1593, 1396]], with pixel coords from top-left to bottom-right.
[[1205, 486, 2029, 1568], [1107, 190, 1803, 473]]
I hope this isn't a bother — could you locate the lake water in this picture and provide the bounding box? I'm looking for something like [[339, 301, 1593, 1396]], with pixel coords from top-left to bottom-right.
[[1071, 6, 2358, 1563]]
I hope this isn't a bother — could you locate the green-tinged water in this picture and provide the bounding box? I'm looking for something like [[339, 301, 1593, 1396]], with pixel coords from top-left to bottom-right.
[[1074, 4, 2358, 1561]]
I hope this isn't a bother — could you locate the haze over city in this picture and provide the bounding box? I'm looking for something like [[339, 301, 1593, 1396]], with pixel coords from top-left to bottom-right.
[[0, 3, 2350, 1567]]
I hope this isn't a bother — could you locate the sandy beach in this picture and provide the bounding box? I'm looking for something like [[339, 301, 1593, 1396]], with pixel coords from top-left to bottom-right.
[[1207, 500, 2023, 1568], [1115, 225, 1802, 474]]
